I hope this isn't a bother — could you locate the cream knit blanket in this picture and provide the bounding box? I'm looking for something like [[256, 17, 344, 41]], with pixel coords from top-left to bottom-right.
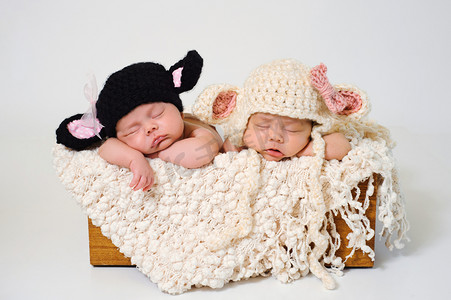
[[53, 121, 408, 294]]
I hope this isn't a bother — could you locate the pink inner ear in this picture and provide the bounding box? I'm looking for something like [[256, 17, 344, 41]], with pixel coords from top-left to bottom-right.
[[172, 67, 183, 88], [213, 91, 237, 119], [336, 90, 362, 115], [67, 118, 103, 139]]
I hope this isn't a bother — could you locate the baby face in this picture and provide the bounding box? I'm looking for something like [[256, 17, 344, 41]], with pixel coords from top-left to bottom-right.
[[116, 102, 184, 155], [243, 113, 312, 161]]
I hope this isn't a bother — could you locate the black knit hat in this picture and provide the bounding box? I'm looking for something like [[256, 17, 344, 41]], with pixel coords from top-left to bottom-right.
[[56, 50, 203, 151]]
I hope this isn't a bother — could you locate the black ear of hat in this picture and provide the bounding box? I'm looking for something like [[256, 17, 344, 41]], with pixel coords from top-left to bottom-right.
[[169, 50, 203, 94], [56, 114, 105, 151]]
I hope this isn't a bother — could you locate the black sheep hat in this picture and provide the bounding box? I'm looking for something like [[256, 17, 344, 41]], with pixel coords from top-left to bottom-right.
[[56, 50, 203, 151]]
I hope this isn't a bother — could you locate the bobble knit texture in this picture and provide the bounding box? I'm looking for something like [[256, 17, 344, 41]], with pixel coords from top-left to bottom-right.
[[53, 121, 408, 294]]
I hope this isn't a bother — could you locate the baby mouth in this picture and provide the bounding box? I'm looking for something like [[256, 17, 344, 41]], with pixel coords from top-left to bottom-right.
[[152, 135, 167, 148], [265, 148, 284, 157]]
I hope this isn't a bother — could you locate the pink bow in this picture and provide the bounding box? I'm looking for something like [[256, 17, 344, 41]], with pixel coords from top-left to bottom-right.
[[310, 63, 362, 115], [68, 74, 104, 139]]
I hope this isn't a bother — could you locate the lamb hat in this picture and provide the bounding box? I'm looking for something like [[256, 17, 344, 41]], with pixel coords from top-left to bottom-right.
[[56, 50, 203, 151], [193, 58, 370, 148]]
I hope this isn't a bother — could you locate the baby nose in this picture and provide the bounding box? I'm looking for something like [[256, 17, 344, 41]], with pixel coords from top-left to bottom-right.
[[145, 122, 158, 135], [269, 128, 284, 143]]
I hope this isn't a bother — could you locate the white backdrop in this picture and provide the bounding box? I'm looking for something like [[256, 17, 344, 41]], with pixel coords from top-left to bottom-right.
[[1, 1, 450, 299], [2, 0, 450, 138]]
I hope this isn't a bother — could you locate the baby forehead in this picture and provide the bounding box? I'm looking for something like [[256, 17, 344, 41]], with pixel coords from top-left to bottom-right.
[[249, 112, 310, 124], [116, 103, 165, 128]]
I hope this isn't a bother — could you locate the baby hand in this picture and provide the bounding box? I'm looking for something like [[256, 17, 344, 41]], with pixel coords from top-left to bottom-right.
[[129, 156, 155, 191]]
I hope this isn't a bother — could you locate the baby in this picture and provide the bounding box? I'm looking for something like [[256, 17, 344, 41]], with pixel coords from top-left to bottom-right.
[[56, 50, 222, 191], [99, 108, 222, 191], [193, 59, 366, 163], [223, 111, 351, 161]]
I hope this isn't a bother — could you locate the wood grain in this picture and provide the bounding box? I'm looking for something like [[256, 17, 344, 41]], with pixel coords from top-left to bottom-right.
[[330, 177, 378, 267], [88, 220, 132, 266]]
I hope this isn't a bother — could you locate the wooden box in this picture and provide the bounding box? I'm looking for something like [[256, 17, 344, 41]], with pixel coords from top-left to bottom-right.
[[88, 219, 132, 266], [88, 178, 377, 267]]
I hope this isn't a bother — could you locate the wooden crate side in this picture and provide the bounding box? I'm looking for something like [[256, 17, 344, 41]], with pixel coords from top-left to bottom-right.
[[88, 219, 132, 266], [331, 177, 378, 267]]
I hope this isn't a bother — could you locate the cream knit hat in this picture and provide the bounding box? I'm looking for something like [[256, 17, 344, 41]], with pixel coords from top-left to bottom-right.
[[193, 59, 370, 148]]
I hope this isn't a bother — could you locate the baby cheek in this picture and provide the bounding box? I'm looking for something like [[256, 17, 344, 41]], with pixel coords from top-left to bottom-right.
[[125, 134, 146, 151], [297, 136, 311, 151], [243, 129, 257, 148]]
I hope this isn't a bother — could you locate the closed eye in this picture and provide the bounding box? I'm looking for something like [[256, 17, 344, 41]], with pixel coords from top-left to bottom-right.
[[149, 106, 165, 119], [255, 123, 270, 129], [285, 128, 302, 133], [125, 126, 140, 136], [153, 110, 164, 118], [284, 124, 308, 133]]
